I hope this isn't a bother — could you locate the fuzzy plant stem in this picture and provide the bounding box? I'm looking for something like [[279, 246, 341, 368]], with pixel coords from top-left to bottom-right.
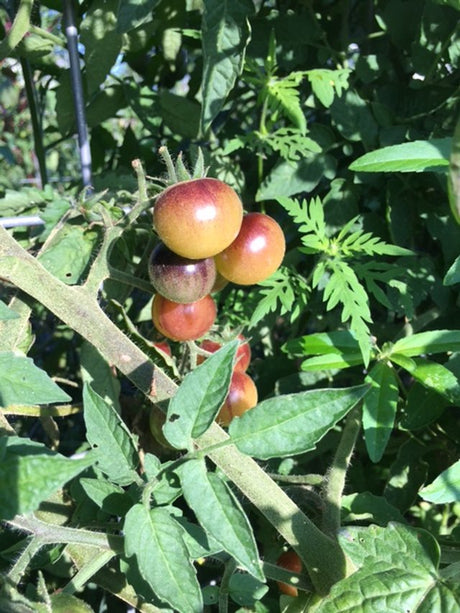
[[321, 404, 362, 537]]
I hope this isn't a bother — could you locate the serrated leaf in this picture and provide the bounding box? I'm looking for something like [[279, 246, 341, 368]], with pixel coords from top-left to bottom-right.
[[163, 341, 238, 450], [124, 504, 202, 613], [228, 385, 369, 459], [83, 384, 138, 486], [0, 352, 71, 407], [178, 459, 264, 580], [419, 460, 460, 503], [200, 0, 253, 133], [314, 523, 459, 613], [0, 436, 94, 519], [391, 330, 460, 357], [266, 71, 306, 132], [349, 139, 451, 173], [362, 362, 399, 463], [300, 353, 364, 371], [341, 492, 406, 525], [0, 300, 19, 321]]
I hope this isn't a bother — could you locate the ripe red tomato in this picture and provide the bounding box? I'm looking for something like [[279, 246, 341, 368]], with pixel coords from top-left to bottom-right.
[[216, 371, 258, 426], [153, 340, 172, 357], [153, 178, 243, 259], [152, 294, 216, 342], [276, 550, 303, 597], [198, 335, 251, 372], [148, 242, 216, 303], [215, 212, 285, 285]]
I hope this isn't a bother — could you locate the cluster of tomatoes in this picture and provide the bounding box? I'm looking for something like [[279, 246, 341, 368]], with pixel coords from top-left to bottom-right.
[[148, 176, 285, 425]]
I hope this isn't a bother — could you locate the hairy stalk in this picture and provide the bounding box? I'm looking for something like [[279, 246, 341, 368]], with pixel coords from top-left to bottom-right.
[[218, 558, 237, 613], [7, 537, 43, 584], [0, 225, 351, 594], [7, 515, 123, 553], [321, 404, 362, 537], [62, 550, 115, 595]]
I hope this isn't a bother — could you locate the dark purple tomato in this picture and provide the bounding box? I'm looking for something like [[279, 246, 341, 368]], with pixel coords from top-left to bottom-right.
[[148, 242, 217, 304]]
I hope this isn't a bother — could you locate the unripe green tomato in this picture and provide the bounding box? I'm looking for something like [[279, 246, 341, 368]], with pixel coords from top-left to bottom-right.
[[153, 178, 243, 259]]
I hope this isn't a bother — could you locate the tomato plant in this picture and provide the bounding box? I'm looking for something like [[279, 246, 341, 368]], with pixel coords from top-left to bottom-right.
[[153, 178, 243, 259], [151, 294, 216, 342], [276, 550, 303, 597], [215, 212, 286, 285], [148, 242, 216, 304], [198, 334, 251, 372], [216, 371, 258, 426]]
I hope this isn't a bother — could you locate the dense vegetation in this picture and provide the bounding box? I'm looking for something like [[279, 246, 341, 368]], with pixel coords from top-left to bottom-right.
[[0, 1, 459, 611]]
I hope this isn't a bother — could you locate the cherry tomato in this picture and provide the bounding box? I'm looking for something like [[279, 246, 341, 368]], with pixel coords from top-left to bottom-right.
[[276, 550, 303, 597], [153, 178, 243, 259], [148, 242, 216, 304], [197, 335, 251, 372], [216, 371, 258, 426], [215, 212, 285, 285], [152, 294, 216, 342], [153, 340, 172, 357]]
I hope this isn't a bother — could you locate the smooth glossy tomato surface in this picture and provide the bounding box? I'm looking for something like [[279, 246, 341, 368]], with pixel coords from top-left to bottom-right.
[[216, 371, 258, 426], [153, 178, 243, 259], [276, 550, 303, 597], [148, 242, 216, 303], [215, 212, 285, 285], [198, 335, 251, 372], [152, 294, 216, 342]]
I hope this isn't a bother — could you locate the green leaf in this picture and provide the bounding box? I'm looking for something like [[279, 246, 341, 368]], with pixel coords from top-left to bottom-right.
[[314, 523, 460, 613], [444, 255, 460, 286], [341, 492, 406, 525], [83, 384, 139, 486], [0, 300, 19, 321], [37, 224, 99, 285], [228, 385, 369, 460], [163, 341, 238, 450], [349, 139, 452, 173], [0, 352, 71, 407], [0, 436, 94, 520], [200, 0, 254, 133], [391, 330, 460, 357], [79, 477, 132, 516], [124, 504, 202, 613], [178, 459, 264, 580], [401, 384, 448, 431], [283, 331, 361, 357], [307, 69, 351, 108], [420, 460, 460, 504], [362, 362, 400, 463], [81, 0, 122, 95], [256, 155, 335, 200], [116, 0, 160, 33], [300, 352, 364, 372], [80, 341, 122, 413], [159, 91, 201, 139], [404, 358, 460, 404]]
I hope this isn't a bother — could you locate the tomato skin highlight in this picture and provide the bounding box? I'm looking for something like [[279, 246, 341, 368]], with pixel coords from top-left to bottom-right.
[[276, 550, 303, 597], [216, 371, 258, 426], [153, 178, 244, 259], [152, 294, 217, 342], [198, 335, 251, 372], [215, 212, 285, 285], [148, 242, 216, 304]]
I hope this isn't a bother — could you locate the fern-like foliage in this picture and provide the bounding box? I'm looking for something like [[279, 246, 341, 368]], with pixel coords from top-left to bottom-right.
[[278, 196, 413, 366], [249, 267, 310, 328]]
